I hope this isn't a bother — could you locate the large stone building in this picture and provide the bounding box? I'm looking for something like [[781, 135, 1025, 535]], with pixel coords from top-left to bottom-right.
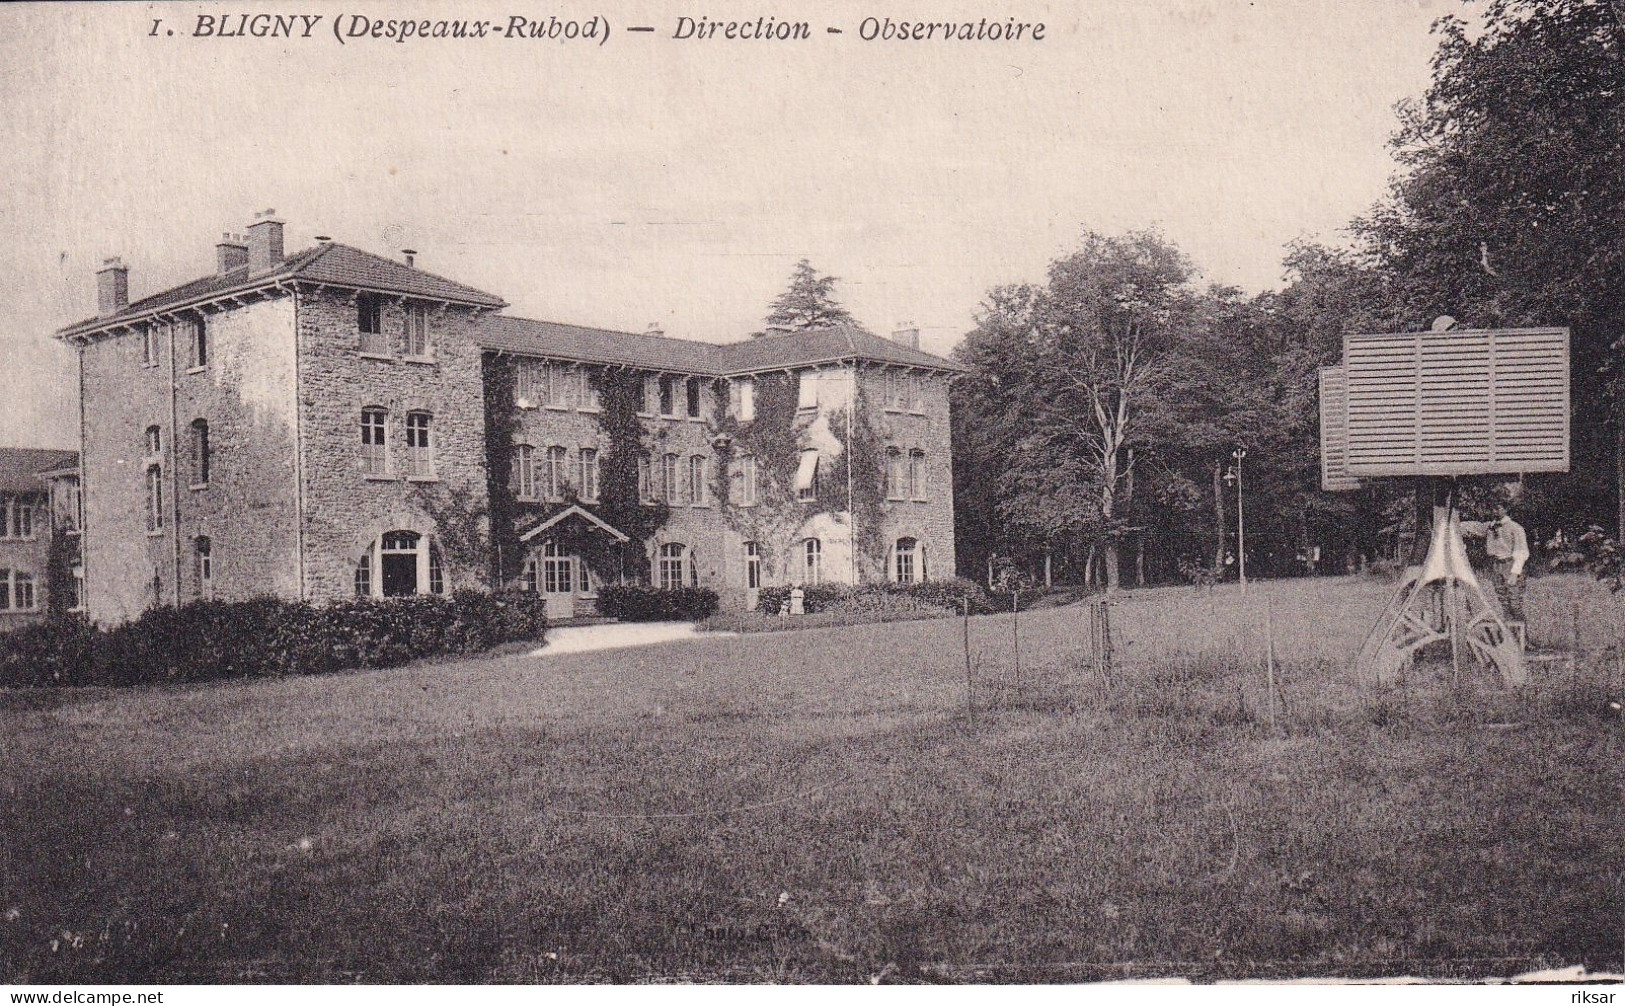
[[56, 214, 963, 624]]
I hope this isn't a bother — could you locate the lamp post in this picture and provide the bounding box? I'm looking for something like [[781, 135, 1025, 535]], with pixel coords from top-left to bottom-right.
[[1225, 447, 1247, 593]]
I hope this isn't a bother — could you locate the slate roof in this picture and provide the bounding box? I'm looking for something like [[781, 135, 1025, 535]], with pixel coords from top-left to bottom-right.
[[58, 243, 506, 339], [54, 233, 962, 374], [480, 316, 725, 374], [480, 320, 966, 376], [0, 448, 78, 495], [716, 325, 967, 374]]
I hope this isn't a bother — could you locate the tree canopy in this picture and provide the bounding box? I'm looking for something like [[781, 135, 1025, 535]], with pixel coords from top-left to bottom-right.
[[761, 259, 859, 333], [952, 1, 1625, 587]]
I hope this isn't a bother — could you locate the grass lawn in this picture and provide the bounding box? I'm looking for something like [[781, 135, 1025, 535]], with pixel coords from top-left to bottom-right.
[[2, 574, 1621, 982]]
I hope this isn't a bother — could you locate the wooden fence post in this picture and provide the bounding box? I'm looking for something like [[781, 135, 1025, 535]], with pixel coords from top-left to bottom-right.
[[963, 599, 974, 724]]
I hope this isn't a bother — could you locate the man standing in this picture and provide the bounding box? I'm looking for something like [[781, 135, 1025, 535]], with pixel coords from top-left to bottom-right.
[[1464, 503, 1530, 623]]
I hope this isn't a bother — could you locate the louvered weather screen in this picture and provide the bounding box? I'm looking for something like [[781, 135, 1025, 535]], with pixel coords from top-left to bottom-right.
[[1341, 327, 1569, 477], [1318, 365, 1361, 490]]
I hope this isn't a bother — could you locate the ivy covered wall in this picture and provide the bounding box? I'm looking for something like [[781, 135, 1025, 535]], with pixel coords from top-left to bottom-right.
[[482, 354, 672, 588]]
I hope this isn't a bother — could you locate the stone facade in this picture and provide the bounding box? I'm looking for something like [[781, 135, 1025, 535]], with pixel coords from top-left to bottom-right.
[[79, 296, 301, 623], [491, 358, 958, 615], [60, 220, 963, 624], [295, 287, 491, 603]]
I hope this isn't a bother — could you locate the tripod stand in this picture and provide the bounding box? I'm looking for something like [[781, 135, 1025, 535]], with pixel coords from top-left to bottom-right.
[[1356, 502, 1526, 687]]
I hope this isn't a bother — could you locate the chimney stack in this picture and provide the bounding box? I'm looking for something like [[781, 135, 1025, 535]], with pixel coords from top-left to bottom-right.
[[96, 257, 129, 318], [216, 233, 249, 274], [246, 209, 284, 275], [890, 323, 920, 351], [645, 322, 665, 337], [402, 249, 417, 268]]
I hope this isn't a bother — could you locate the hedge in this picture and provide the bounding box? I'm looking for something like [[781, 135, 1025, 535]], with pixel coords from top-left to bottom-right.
[[595, 585, 719, 622], [756, 578, 992, 616], [0, 590, 548, 689]]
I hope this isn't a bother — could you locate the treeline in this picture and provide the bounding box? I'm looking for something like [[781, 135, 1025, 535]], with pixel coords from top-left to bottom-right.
[[950, 1, 1623, 588]]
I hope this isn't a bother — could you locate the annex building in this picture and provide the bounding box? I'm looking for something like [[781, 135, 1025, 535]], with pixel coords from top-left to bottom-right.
[[0, 448, 81, 626], [56, 214, 963, 624]]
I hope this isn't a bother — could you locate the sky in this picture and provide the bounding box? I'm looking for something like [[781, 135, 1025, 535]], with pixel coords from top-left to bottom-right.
[[0, 0, 1465, 448]]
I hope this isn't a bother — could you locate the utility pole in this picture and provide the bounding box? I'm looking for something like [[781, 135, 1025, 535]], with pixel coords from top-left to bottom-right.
[[1231, 447, 1247, 593]]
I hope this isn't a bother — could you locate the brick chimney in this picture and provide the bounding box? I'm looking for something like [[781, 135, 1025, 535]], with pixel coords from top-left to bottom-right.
[[216, 233, 249, 274], [645, 322, 665, 337], [96, 257, 129, 318], [890, 323, 920, 351], [402, 249, 417, 268], [246, 209, 284, 275]]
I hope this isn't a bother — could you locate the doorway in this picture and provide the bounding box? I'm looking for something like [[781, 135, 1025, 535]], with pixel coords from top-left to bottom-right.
[[541, 539, 575, 620], [380, 531, 420, 597]]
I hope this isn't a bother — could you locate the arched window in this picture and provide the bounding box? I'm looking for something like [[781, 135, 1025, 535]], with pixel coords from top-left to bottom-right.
[[893, 537, 918, 585], [803, 538, 822, 584], [885, 447, 905, 500], [658, 542, 687, 590], [908, 449, 926, 500], [405, 412, 434, 478], [195, 536, 213, 598], [360, 408, 389, 476], [357, 531, 443, 598], [189, 419, 210, 487], [513, 444, 536, 499], [144, 425, 162, 458]]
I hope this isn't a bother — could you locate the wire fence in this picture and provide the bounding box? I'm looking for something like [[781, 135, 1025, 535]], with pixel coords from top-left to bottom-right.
[[950, 572, 1623, 729]]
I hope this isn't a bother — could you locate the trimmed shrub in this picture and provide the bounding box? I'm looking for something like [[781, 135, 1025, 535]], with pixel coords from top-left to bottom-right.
[[755, 583, 852, 615], [0, 615, 96, 687], [596, 585, 719, 622], [888, 577, 992, 614], [0, 590, 548, 689], [757, 579, 992, 616]]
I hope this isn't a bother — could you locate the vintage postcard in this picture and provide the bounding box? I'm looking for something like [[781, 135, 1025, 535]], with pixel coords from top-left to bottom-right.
[[2, 0, 1620, 993]]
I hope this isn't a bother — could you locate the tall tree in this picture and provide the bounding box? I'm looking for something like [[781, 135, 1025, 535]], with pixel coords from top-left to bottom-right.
[[761, 259, 858, 333], [957, 231, 1197, 591], [1035, 231, 1196, 590], [1353, 0, 1625, 536]]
